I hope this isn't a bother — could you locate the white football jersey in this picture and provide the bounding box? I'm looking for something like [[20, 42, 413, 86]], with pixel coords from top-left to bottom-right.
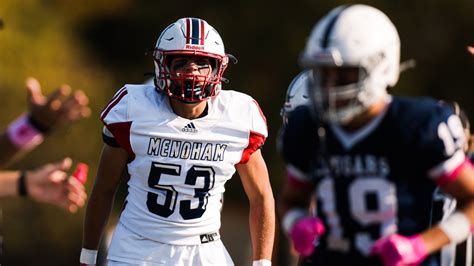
[[101, 85, 267, 245]]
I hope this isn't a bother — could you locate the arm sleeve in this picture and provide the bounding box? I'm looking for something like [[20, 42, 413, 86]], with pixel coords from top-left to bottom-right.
[[99, 87, 134, 158], [238, 99, 268, 164], [100, 86, 129, 126]]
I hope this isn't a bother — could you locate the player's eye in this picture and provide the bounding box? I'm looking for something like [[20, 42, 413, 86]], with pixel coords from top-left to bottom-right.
[[170, 59, 188, 70], [195, 58, 210, 66]]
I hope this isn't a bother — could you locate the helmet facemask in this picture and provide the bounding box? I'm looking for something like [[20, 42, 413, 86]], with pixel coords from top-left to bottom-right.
[[154, 52, 228, 103], [310, 66, 363, 124], [309, 51, 390, 125]]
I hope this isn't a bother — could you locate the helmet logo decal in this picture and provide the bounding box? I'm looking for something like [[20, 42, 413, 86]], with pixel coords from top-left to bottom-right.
[[185, 44, 205, 50]]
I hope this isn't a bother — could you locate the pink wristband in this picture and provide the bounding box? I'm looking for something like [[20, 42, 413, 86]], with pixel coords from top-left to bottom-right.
[[6, 114, 44, 150]]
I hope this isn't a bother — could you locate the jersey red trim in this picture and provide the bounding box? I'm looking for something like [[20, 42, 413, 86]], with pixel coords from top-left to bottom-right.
[[252, 99, 267, 129], [239, 130, 266, 164], [105, 121, 135, 160], [100, 89, 128, 122]]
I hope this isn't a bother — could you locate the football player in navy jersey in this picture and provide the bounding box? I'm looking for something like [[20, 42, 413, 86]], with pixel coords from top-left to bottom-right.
[[430, 101, 473, 266], [278, 4, 474, 266], [80, 18, 274, 266]]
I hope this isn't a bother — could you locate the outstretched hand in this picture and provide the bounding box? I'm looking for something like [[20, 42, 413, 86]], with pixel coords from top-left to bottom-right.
[[27, 158, 87, 213], [26, 77, 91, 132]]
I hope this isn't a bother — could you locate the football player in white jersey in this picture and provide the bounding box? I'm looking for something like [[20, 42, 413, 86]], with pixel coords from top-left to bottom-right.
[[80, 17, 275, 266]]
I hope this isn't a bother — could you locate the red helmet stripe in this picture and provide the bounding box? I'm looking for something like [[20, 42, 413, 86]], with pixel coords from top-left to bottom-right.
[[200, 19, 205, 45], [186, 18, 191, 44]]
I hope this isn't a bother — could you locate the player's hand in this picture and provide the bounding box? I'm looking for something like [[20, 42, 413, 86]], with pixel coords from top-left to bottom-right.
[[27, 158, 87, 213], [26, 77, 91, 132], [289, 217, 325, 256], [370, 234, 428, 266], [467, 46, 474, 56]]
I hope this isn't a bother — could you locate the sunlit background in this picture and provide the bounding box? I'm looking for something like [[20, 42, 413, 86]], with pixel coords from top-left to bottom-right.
[[0, 1, 473, 265]]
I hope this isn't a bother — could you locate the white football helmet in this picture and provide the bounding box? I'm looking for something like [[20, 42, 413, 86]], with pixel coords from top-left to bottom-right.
[[280, 70, 311, 124], [300, 4, 400, 124], [153, 17, 230, 102]]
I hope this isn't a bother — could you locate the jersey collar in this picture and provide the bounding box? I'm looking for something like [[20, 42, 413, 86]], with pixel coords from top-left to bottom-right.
[[329, 96, 392, 150]]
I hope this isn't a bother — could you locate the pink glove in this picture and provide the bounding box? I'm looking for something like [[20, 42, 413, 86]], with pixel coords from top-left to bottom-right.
[[370, 234, 428, 266], [289, 217, 325, 256]]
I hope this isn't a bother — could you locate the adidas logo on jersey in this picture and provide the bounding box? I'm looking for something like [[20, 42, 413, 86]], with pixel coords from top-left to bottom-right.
[[182, 122, 197, 133], [200, 232, 218, 243]]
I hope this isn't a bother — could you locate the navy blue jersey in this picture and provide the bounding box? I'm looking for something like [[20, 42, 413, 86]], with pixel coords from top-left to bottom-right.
[[429, 154, 474, 266], [280, 96, 467, 266]]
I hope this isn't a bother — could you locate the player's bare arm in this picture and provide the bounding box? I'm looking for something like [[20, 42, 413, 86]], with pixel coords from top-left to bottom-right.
[[0, 77, 90, 168], [279, 170, 326, 257], [421, 163, 474, 253], [236, 149, 275, 263], [279, 175, 314, 216], [83, 144, 128, 250], [0, 157, 87, 212]]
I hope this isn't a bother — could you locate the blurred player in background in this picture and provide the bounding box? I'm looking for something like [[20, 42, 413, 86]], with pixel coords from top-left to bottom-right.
[[278, 4, 474, 266], [430, 101, 473, 266], [277, 70, 311, 266], [280, 70, 311, 125], [81, 17, 274, 266]]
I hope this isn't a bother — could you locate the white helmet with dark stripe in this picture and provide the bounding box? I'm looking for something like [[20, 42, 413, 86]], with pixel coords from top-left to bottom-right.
[[280, 70, 311, 124], [300, 4, 400, 124], [153, 17, 230, 102]]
